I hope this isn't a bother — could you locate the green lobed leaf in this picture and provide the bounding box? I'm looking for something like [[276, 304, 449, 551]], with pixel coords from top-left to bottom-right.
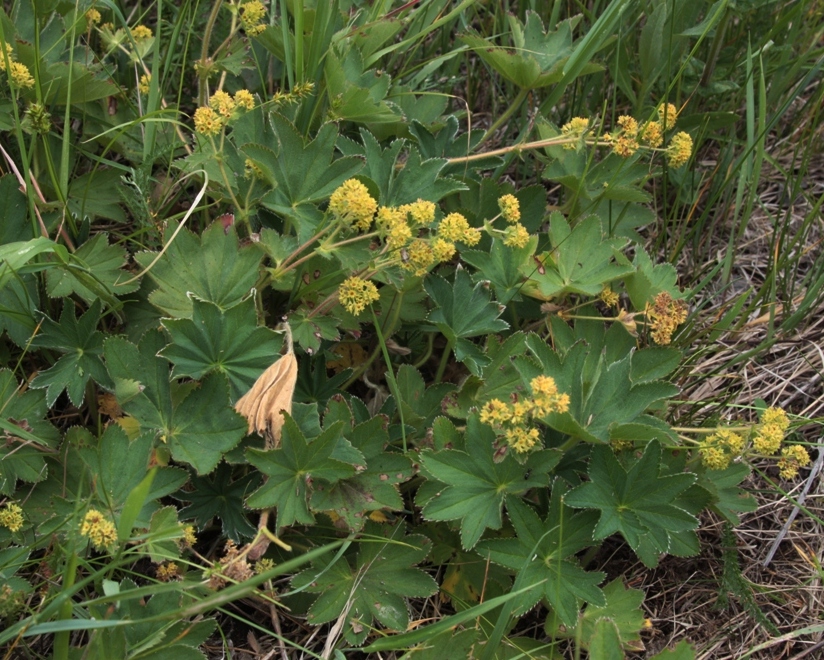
[[245, 416, 355, 529], [291, 522, 437, 644], [160, 298, 282, 401], [521, 213, 634, 301], [477, 487, 605, 626], [29, 299, 112, 406], [564, 441, 699, 558], [135, 222, 262, 319], [105, 331, 247, 474], [45, 233, 139, 303], [174, 463, 259, 541], [419, 414, 560, 549]]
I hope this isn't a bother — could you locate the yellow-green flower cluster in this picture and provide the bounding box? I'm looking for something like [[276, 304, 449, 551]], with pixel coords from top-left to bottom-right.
[[498, 194, 520, 223], [193, 106, 223, 136], [0, 584, 25, 619], [241, 0, 267, 36], [600, 287, 619, 308], [138, 73, 151, 94], [561, 116, 590, 149], [438, 212, 481, 245], [0, 502, 24, 532], [377, 206, 413, 249], [131, 25, 153, 42], [752, 406, 790, 455], [640, 120, 663, 148], [699, 429, 745, 470], [80, 509, 118, 550], [182, 524, 197, 547], [272, 81, 315, 106], [0, 43, 35, 89], [647, 291, 688, 345], [777, 444, 810, 480], [23, 102, 51, 135], [503, 222, 530, 248], [234, 89, 255, 110], [479, 376, 570, 453], [402, 239, 436, 276], [338, 276, 379, 315], [666, 132, 693, 168], [156, 562, 181, 581], [609, 115, 640, 158], [329, 179, 377, 231], [86, 8, 102, 24], [657, 103, 679, 130]]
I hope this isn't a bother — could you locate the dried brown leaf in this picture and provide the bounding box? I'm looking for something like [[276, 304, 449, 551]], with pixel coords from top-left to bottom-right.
[[234, 351, 298, 448]]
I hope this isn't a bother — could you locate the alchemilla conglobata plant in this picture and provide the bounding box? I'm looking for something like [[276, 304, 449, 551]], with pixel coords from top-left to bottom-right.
[[0, 3, 814, 657]]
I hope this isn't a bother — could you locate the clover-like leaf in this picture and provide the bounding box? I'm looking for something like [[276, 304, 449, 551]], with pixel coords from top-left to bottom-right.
[[105, 331, 247, 474], [521, 213, 634, 301], [419, 414, 560, 549], [245, 416, 355, 529], [564, 441, 698, 557], [160, 298, 282, 400], [291, 522, 437, 645], [29, 299, 112, 407], [477, 488, 605, 626], [135, 222, 262, 319]]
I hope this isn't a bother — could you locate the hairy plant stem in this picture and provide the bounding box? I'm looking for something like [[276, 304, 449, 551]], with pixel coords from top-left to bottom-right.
[[478, 87, 529, 147], [433, 337, 454, 384]]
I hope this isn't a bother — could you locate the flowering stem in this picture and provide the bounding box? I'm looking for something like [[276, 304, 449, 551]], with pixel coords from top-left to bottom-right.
[[198, 0, 225, 105]]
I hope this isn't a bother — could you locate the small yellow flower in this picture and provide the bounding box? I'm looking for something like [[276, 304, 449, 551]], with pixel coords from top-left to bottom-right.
[[777, 445, 810, 480], [402, 239, 435, 276], [209, 90, 235, 117], [182, 525, 197, 547], [403, 199, 436, 225], [377, 207, 412, 249], [600, 287, 619, 307], [479, 399, 513, 426], [530, 375, 570, 416], [255, 558, 276, 574], [0, 503, 24, 532], [8, 61, 35, 88], [561, 117, 589, 148], [0, 43, 13, 72], [752, 423, 784, 456], [716, 429, 744, 455], [156, 562, 181, 581], [700, 445, 730, 470], [648, 291, 688, 345], [193, 106, 223, 136], [86, 8, 102, 24], [503, 223, 530, 249], [328, 179, 377, 231], [657, 103, 679, 129], [233, 89, 255, 110], [241, 0, 267, 35], [640, 121, 663, 148], [505, 426, 541, 453], [80, 509, 118, 551], [24, 102, 51, 134], [438, 212, 472, 242], [432, 238, 456, 263], [666, 132, 692, 168], [338, 276, 380, 315], [131, 25, 153, 42], [138, 73, 151, 94], [761, 407, 790, 432], [497, 194, 521, 223]]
